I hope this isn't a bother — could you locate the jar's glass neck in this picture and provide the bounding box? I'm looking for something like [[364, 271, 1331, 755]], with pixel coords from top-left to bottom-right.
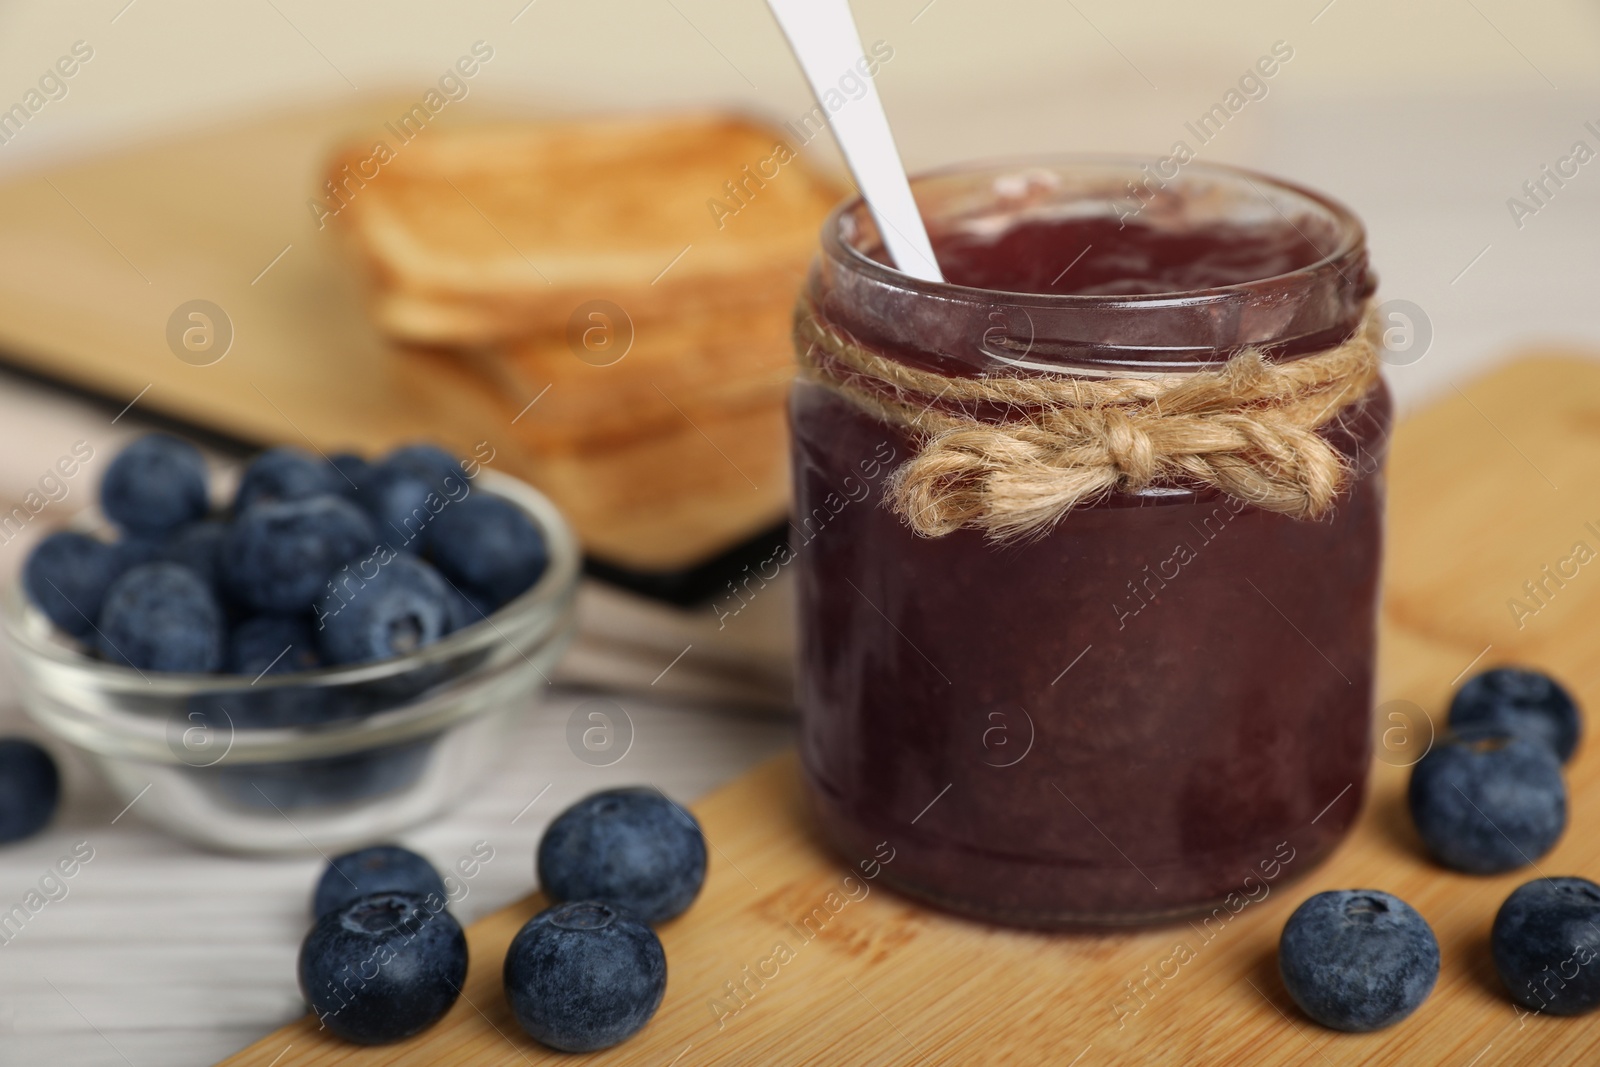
[[809, 159, 1372, 378]]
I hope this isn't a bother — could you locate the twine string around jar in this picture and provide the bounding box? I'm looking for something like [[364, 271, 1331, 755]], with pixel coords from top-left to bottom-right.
[[794, 298, 1382, 542]]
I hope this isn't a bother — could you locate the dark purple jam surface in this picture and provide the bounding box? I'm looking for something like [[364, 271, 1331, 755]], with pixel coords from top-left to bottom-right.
[[929, 216, 1329, 296]]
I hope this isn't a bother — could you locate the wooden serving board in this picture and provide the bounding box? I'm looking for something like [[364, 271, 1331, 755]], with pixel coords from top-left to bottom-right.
[[220, 354, 1600, 1066], [0, 100, 794, 574]]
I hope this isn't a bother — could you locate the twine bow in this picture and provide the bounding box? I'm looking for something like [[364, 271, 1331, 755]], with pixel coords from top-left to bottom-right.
[[795, 300, 1381, 542]]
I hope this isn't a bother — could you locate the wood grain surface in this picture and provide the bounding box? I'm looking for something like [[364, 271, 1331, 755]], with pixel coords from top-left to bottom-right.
[[215, 354, 1600, 1065]]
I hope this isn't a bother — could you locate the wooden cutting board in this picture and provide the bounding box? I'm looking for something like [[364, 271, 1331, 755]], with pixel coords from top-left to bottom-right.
[[0, 100, 796, 574], [219, 354, 1600, 1066]]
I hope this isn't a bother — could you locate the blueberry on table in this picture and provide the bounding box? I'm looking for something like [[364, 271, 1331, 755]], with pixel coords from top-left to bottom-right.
[[1279, 889, 1439, 1032], [221, 496, 375, 614], [314, 554, 452, 665], [1450, 667, 1581, 763], [22, 531, 120, 637], [227, 615, 319, 677], [97, 563, 225, 673], [298, 892, 466, 1045], [313, 845, 448, 919], [503, 900, 666, 1052], [0, 738, 60, 844], [427, 495, 548, 608], [538, 788, 707, 924], [233, 446, 342, 513], [99, 433, 209, 537], [1408, 728, 1566, 874], [1492, 876, 1600, 1016]]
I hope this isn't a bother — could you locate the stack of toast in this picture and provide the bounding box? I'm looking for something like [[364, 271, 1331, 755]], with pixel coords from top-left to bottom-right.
[[328, 115, 846, 574]]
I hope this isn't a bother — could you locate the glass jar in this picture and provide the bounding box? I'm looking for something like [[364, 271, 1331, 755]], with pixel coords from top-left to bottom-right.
[[790, 159, 1388, 926]]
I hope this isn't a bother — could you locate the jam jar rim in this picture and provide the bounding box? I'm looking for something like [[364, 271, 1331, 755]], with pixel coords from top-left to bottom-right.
[[819, 154, 1368, 309]]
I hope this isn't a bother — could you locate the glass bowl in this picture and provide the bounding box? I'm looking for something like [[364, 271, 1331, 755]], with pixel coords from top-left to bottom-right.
[[1, 469, 579, 853]]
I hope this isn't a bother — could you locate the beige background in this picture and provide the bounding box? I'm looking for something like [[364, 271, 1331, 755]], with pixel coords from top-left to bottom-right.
[[0, 0, 1595, 143]]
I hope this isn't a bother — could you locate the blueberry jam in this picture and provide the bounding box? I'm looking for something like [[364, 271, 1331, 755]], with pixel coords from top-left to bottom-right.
[[930, 215, 1329, 296], [793, 166, 1388, 925]]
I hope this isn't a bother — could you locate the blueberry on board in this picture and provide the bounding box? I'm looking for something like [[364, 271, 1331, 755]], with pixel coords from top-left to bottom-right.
[[0, 738, 60, 844], [503, 901, 667, 1052], [1492, 876, 1600, 1016], [298, 892, 467, 1045], [160, 520, 228, 590], [227, 615, 319, 676], [327, 452, 373, 502], [22, 531, 119, 636], [427, 495, 548, 608], [99, 433, 209, 537], [314, 554, 451, 666], [1450, 667, 1582, 764], [1407, 728, 1566, 874], [313, 845, 448, 919], [233, 446, 342, 513], [537, 788, 707, 924], [1279, 889, 1440, 1032], [221, 496, 375, 614], [97, 562, 225, 672]]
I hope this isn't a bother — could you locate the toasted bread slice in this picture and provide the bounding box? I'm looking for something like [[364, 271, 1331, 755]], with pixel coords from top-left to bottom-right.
[[530, 399, 791, 571], [330, 114, 843, 347], [492, 284, 800, 454], [499, 302, 798, 568]]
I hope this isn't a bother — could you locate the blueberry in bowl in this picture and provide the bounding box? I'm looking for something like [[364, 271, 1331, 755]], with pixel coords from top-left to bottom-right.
[[207, 617, 335, 731], [209, 736, 437, 816], [100, 433, 209, 537], [22, 531, 123, 638], [1, 436, 577, 853], [316, 554, 454, 667], [97, 563, 227, 673], [356, 444, 470, 555], [427, 495, 549, 610], [233, 445, 344, 513], [222, 496, 377, 614]]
